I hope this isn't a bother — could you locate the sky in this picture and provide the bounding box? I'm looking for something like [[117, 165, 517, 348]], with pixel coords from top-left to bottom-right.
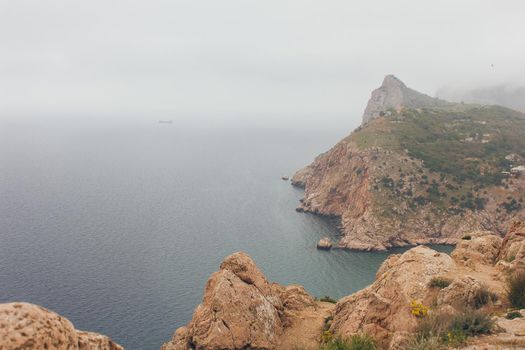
[[1, 0, 524, 129]]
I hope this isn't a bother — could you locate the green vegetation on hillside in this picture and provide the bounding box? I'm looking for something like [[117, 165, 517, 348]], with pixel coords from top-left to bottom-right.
[[352, 105, 525, 212]]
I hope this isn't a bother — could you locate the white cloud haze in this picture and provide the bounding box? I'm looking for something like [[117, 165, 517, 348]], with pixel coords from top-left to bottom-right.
[[1, 0, 524, 129]]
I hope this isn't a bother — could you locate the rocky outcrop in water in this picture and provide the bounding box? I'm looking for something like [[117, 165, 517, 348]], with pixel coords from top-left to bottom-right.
[[0, 302, 122, 350]]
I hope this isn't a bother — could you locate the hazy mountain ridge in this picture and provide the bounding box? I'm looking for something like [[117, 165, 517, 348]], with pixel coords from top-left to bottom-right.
[[437, 84, 525, 113], [294, 76, 525, 250]]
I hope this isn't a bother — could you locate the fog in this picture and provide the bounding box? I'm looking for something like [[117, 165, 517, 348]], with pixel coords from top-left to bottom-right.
[[1, 0, 524, 130]]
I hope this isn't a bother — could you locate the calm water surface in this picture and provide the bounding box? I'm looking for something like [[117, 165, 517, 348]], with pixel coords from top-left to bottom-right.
[[0, 119, 452, 350]]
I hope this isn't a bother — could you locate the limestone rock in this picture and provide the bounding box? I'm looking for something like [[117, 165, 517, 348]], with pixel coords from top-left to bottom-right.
[[452, 231, 503, 268], [0, 302, 122, 350], [437, 276, 495, 309], [316, 237, 333, 250], [162, 252, 322, 350], [272, 284, 316, 326], [497, 221, 525, 271], [362, 75, 449, 124], [330, 246, 456, 347]]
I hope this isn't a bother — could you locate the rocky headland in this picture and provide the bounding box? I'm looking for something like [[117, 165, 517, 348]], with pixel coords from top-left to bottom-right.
[[293, 75, 525, 251], [163, 221, 525, 349]]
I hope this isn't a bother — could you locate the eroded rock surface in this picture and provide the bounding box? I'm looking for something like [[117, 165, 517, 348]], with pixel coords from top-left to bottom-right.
[[0, 302, 122, 350], [362, 75, 449, 124], [162, 252, 331, 350], [330, 246, 457, 346]]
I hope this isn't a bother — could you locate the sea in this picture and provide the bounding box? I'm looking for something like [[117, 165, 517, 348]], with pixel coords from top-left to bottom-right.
[[0, 118, 453, 349]]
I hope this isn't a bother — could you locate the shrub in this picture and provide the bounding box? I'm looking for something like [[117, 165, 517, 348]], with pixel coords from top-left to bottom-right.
[[445, 328, 468, 347], [506, 311, 523, 320], [347, 334, 377, 350], [428, 277, 452, 289], [472, 286, 498, 309], [507, 271, 525, 309], [410, 300, 429, 318], [404, 335, 444, 350], [320, 330, 334, 344], [449, 310, 493, 337], [416, 309, 492, 348], [320, 335, 376, 350], [320, 296, 338, 304], [416, 312, 452, 339]]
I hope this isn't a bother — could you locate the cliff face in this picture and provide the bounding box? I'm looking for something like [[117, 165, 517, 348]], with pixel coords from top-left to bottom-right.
[[362, 75, 449, 124], [294, 76, 525, 251], [0, 302, 122, 350], [164, 222, 525, 350]]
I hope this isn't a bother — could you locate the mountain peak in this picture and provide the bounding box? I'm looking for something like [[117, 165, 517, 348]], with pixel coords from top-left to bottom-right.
[[382, 74, 406, 88], [362, 75, 449, 124]]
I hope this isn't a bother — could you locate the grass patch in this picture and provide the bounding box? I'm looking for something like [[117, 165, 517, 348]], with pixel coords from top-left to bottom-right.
[[507, 271, 525, 309], [414, 309, 493, 348], [428, 277, 452, 289], [320, 296, 338, 304], [449, 310, 493, 337], [320, 335, 376, 350], [472, 286, 498, 309], [404, 335, 444, 350], [506, 311, 523, 320]]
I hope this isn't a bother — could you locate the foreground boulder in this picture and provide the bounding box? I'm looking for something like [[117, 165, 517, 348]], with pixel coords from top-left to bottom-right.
[[0, 302, 122, 350], [330, 246, 457, 347], [162, 252, 329, 350]]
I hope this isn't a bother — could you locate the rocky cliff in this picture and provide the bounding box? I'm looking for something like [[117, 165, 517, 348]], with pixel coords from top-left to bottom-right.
[[0, 302, 122, 350], [164, 222, 525, 350], [362, 75, 449, 124], [294, 76, 525, 250]]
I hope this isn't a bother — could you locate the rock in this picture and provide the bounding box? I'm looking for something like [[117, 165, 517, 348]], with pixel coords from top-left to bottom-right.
[[462, 314, 525, 349], [272, 284, 316, 326], [162, 252, 326, 350], [452, 231, 503, 267], [437, 276, 494, 309], [497, 221, 525, 272], [0, 302, 122, 350], [316, 237, 333, 250], [362, 75, 449, 124], [329, 246, 456, 347]]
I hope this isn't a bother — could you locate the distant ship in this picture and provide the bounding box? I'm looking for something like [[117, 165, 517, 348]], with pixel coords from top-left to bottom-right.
[[158, 120, 173, 124]]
